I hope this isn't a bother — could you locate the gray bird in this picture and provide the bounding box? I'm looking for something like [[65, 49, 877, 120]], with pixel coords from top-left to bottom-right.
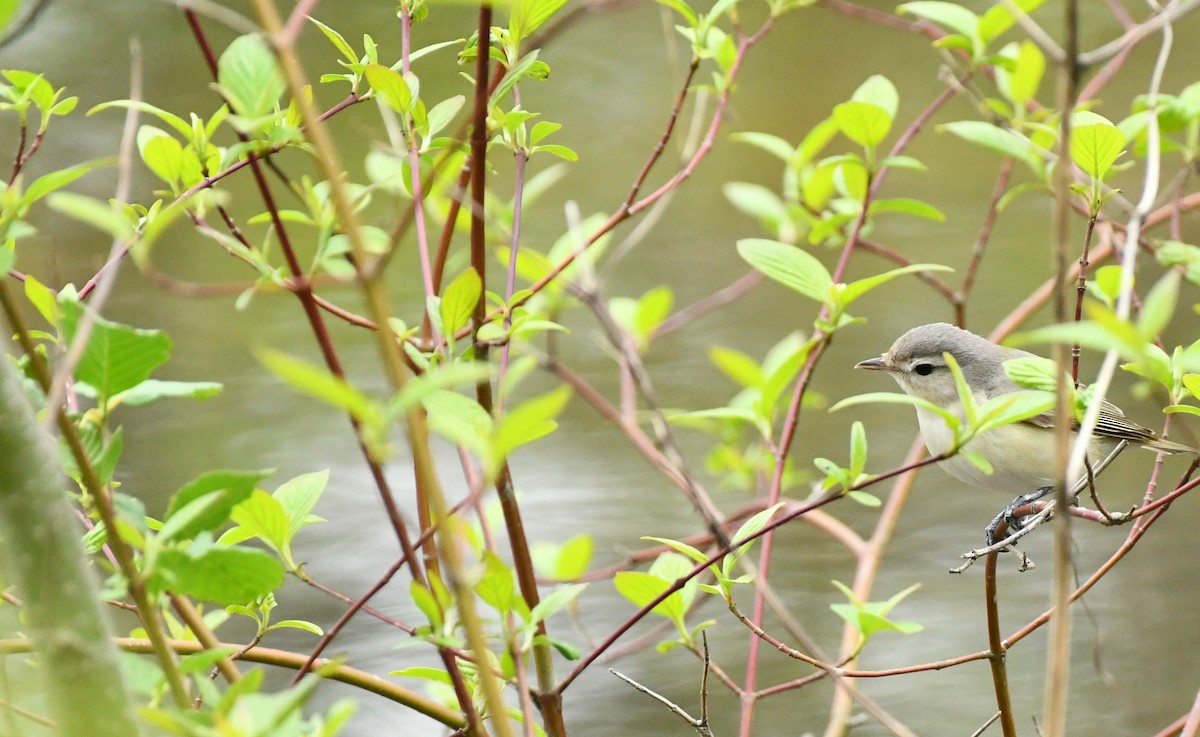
[[855, 322, 1194, 496]]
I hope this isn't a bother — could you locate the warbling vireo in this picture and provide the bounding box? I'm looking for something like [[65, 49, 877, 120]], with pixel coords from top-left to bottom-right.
[[855, 322, 1194, 499]]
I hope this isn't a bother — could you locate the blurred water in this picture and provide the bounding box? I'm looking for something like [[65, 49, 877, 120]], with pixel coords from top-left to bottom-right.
[[5, 0, 1200, 735]]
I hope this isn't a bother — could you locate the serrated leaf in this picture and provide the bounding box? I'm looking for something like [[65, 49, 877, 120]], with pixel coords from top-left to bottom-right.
[[161, 469, 273, 543], [59, 296, 172, 405], [510, 0, 568, 42], [226, 489, 290, 551], [157, 546, 283, 605]]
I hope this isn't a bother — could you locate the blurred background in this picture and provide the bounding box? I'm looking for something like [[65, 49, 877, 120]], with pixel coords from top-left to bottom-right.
[[4, 0, 1200, 734]]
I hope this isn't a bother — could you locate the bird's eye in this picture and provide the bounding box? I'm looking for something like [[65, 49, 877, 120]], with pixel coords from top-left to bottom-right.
[[913, 363, 934, 376]]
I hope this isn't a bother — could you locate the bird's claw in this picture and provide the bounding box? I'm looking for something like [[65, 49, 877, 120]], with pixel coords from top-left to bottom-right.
[[985, 486, 1055, 546]]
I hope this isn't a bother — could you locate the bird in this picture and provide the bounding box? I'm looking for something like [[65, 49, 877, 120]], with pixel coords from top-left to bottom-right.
[[854, 322, 1194, 500]]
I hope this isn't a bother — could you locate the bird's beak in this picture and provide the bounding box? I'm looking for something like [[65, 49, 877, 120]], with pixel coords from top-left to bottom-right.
[[855, 355, 893, 371]]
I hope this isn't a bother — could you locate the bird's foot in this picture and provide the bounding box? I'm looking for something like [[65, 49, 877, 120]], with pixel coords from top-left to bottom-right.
[[984, 486, 1055, 546]]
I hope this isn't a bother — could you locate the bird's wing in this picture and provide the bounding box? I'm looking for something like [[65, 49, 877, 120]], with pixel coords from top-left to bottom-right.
[[1022, 393, 1194, 452]]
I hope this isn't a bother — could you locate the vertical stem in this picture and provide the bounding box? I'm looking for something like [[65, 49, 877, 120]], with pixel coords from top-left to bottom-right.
[[0, 284, 191, 710], [0, 342, 144, 737], [1045, 1, 1079, 735], [985, 545, 1018, 737]]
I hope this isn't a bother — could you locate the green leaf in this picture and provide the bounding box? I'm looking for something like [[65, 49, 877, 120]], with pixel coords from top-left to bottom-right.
[[977, 390, 1055, 432], [137, 127, 185, 187], [1071, 116, 1125, 181], [528, 583, 587, 625], [476, 552, 517, 614], [898, 1, 979, 40], [731, 131, 795, 162], [218, 35, 285, 119], [1003, 355, 1058, 391], [941, 120, 1044, 175], [1007, 40, 1045, 104], [1136, 271, 1179, 340], [23, 275, 58, 327], [157, 546, 284, 605], [510, 0, 569, 42], [489, 51, 544, 108], [111, 379, 222, 407], [274, 469, 329, 539], [831, 391, 961, 430], [59, 296, 172, 405], [709, 346, 764, 388], [308, 16, 357, 63], [410, 582, 442, 629], [613, 571, 680, 619], [257, 348, 382, 429], [421, 390, 493, 456], [833, 101, 892, 148], [390, 667, 452, 684], [849, 420, 867, 477], [87, 100, 193, 138], [651, 0, 698, 25], [851, 75, 898, 120], [868, 197, 945, 221], [224, 489, 290, 553], [737, 238, 832, 304], [725, 502, 784, 574], [364, 64, 413, 114], [46, 192, 135, 241], [162, 469, 273, 543], [837, 263, 952, 308], [22, 159, 109, 211], [491, 385, 572, 463], [979, 0, 1047, 43], [544, 533, 594, 580], [440, 268, 482, 337], [723, 182, 788, 227]]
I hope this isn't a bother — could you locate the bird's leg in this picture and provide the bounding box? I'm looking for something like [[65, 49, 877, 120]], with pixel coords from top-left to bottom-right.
[[985, 486, 1055, 546]]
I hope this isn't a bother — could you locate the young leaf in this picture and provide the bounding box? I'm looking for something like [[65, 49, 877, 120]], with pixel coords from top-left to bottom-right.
[[737, 238, 832, 304], [161, 469, 273, 543], [613, 571, 680, 619], [528, 583, 587, 626], [440, 268, 482, 337], [1071, 116, 1125, 181], [941, 120, 1044, 175], [257, 348, 382, 428], [491, 385, 572, 462], [218, 34, 285, 119], [364, 64, 413, 114], [833, 101, 892, 148], [851, 75, 898, 120]]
